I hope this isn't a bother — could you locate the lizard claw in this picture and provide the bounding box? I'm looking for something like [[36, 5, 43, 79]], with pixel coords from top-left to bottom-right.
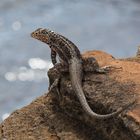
[[98, 65, 122, 73]]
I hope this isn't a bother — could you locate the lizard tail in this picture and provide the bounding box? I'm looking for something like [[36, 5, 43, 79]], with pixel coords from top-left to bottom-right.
[[69, 58, 135, 119]]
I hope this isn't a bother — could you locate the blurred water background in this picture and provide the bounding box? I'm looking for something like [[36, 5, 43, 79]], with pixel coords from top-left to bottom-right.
[[0, 0, 140, 122]]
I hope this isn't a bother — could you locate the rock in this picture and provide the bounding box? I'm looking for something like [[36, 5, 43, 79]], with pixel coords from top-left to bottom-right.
[[0, 49, 140, 140]]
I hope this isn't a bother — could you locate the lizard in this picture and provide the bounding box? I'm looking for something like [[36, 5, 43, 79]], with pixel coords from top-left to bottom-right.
[[31, 28, 136, 119]]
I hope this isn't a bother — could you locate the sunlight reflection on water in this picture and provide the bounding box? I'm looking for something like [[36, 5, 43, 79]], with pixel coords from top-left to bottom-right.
[[5, 72, 16, 81], [12, 21, 22, 31], [4, 58, 52, 82], [28, 58, 53, 69]]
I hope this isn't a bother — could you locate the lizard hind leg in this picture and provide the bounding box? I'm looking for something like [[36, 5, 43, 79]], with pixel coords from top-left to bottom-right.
[[82, 57, 99, 72], [49, 62, 69, 91], [48, 63, 69, 102], [82, 57, 119, 74], [48, 67, 63, 102]]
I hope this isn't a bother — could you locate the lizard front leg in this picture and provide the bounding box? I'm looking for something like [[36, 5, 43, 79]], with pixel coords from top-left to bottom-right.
[[51, 49, 57, 65]]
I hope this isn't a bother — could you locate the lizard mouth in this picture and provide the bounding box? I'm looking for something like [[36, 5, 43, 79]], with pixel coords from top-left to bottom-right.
[[31, 32, 34, 37], [31, 32, 36, 38], [31, 28, 43, 38]]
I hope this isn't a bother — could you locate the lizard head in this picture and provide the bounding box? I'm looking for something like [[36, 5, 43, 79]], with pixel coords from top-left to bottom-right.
[[31, 28, 54, 44]]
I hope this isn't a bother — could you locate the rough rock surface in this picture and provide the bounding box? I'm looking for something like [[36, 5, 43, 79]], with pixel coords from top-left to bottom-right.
[[0, 50, 140, 140]]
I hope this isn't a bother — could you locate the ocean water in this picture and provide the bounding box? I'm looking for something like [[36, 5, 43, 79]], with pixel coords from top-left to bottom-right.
[[0, 0, 140, 122]]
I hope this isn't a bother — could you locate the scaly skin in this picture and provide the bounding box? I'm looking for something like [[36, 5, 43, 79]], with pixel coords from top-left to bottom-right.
[[31, 28, 135, 119]]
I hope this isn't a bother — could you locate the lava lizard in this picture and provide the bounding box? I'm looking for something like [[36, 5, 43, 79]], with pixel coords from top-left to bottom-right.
[[31, 28, 135, 119]]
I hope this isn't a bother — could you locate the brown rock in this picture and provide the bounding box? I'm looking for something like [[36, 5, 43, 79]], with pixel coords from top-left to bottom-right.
[[0, 49, 140, 140]]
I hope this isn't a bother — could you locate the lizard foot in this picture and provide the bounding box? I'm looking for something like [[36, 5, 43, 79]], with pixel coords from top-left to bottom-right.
[[98, 65, 122, 73]]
